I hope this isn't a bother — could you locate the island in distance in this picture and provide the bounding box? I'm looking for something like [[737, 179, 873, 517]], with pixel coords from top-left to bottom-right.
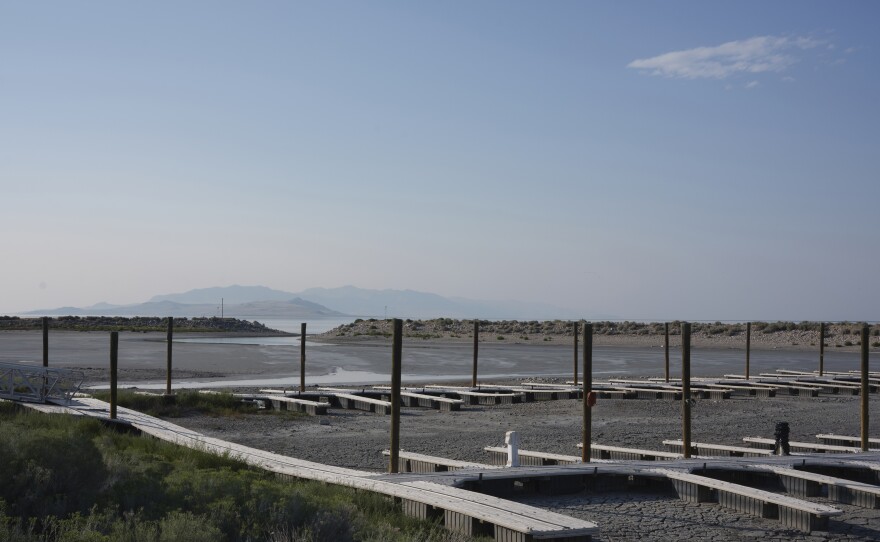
[[21, 284, 587, 320]]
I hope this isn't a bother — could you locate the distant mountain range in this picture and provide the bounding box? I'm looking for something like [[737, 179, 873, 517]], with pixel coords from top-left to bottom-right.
[[24, 285, 590, 320]]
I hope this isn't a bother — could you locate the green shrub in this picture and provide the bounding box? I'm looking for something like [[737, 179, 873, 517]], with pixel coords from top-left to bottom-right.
[[0, 416, 107, 519], [0, 408, 461, 542], [91, 390, 253, 418]]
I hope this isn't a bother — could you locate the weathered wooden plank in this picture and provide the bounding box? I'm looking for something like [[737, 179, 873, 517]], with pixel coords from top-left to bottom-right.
[[484, 446, 582, 466], [404, 481, 598, 536], [256, 395, 330, 415], [656, 469, 842, 516], [816, 434, 880, 449], [382, 450, 498, 472], [742, 437, 862, 454], [663, 440, 773, 457], [756, 465, 880, 509], [579, 443, 681, 461]]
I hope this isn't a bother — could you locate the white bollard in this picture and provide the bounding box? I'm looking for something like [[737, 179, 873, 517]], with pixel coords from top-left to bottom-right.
[[505, 430, 520, 467]]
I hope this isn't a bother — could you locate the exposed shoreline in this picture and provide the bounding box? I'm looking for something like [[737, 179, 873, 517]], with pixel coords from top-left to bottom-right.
[[318, 318, 880, 353]]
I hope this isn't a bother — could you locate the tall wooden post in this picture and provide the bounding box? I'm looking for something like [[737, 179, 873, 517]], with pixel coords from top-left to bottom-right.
[[664, 322, 670, 382], [389, 318, 403, 473], [110, 331, 118, 420], [861, 324, 870, 452], [745, 322, 751, 380], [573, 321, 579, 387], [472, 320, 479, 387], [300, 323, 307, 392], [582, 323, 593, 463], [819, 322, 826, 376], [42, 317, 49, 367], [166, 317, 173, 395], [681, 322, 692, 458]]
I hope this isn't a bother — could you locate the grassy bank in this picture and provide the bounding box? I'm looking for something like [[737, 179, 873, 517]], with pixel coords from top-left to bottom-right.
[[0, 403, 479, 542]]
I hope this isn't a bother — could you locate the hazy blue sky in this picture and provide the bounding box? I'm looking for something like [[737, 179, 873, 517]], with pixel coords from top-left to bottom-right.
[[2, 1, 878, 321]]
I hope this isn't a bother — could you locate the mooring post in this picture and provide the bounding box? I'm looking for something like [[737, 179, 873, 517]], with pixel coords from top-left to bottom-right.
[[861, 324, 870, 452], [664, 322, 670, 382], [505, 430, 520, 467], [472, 320, 479, 388], [819, 322, 826, 376], [42, 317, 49, 367], [573, 320, 579, 387], [166, 317, 173, 395], [681, 322, 692, 458], [300, 322, 307, 392], [110, 331, 118, 420], [582, 322, 593, 463], [389, 318, 403, 473], [745, 322, 751, 380]]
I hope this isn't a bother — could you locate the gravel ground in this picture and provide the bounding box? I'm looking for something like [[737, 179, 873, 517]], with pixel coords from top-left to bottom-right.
[[171, 381, 880, 541]]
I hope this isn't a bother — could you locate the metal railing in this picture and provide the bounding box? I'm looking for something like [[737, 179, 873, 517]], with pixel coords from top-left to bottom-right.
[[0, 362, 84, 404]]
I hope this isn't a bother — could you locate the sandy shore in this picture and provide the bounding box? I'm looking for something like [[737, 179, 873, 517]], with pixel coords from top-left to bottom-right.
[[319, 319, 880, 353]]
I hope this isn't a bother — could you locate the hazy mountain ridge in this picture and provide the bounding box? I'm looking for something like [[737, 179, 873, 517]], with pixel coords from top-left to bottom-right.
[[24, 285, 589, 320], [149, 285, 297, 305], [296, 286, 588, 319]]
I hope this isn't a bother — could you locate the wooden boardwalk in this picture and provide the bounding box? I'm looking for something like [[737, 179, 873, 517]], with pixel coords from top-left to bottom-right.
[[18, 398, 597, 542]]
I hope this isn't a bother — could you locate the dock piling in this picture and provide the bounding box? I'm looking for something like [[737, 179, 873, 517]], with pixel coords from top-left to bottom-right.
[[745, 322, 751, 380], [42, 317, 49, 367], [664, 322, 669, 382], [300, 323, 307, 392], [582, 322, 593, 463], [389, 318, 403, 473], [861, 324, 870, 452], [110, 331, 118, 420], [681, 322, 692, 459], [472, 320, 479, 387], [819, 322, 826, 376], [573, 321, 579, 387], [166, 317, 173, 395]]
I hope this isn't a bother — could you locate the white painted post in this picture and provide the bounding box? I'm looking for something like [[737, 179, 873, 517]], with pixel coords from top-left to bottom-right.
[[505, 431, 520, 467]]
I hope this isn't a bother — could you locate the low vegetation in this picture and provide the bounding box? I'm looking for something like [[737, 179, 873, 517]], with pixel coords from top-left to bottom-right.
[[89, 390, 291, 419], [0, 316, 285, 334], [0, 403, 479, 542], [329, 318, 877, 344]]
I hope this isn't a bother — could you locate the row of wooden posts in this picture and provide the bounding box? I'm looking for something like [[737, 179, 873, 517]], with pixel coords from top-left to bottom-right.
[[407, 320, 872, 469], [652, 321, 838, 383], [36, 316, 873, 471]]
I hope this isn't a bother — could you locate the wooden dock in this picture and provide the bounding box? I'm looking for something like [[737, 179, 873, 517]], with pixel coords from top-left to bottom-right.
[[658, 469, 843, 531]]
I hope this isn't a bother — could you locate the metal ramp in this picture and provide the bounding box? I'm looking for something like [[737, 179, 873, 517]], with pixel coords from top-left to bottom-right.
[[0, 361, 84, 404]]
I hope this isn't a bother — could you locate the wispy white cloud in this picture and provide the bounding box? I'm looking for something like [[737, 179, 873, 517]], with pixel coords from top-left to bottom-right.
[[745, 80, 760, 89], [628, 35, 822, 80]]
